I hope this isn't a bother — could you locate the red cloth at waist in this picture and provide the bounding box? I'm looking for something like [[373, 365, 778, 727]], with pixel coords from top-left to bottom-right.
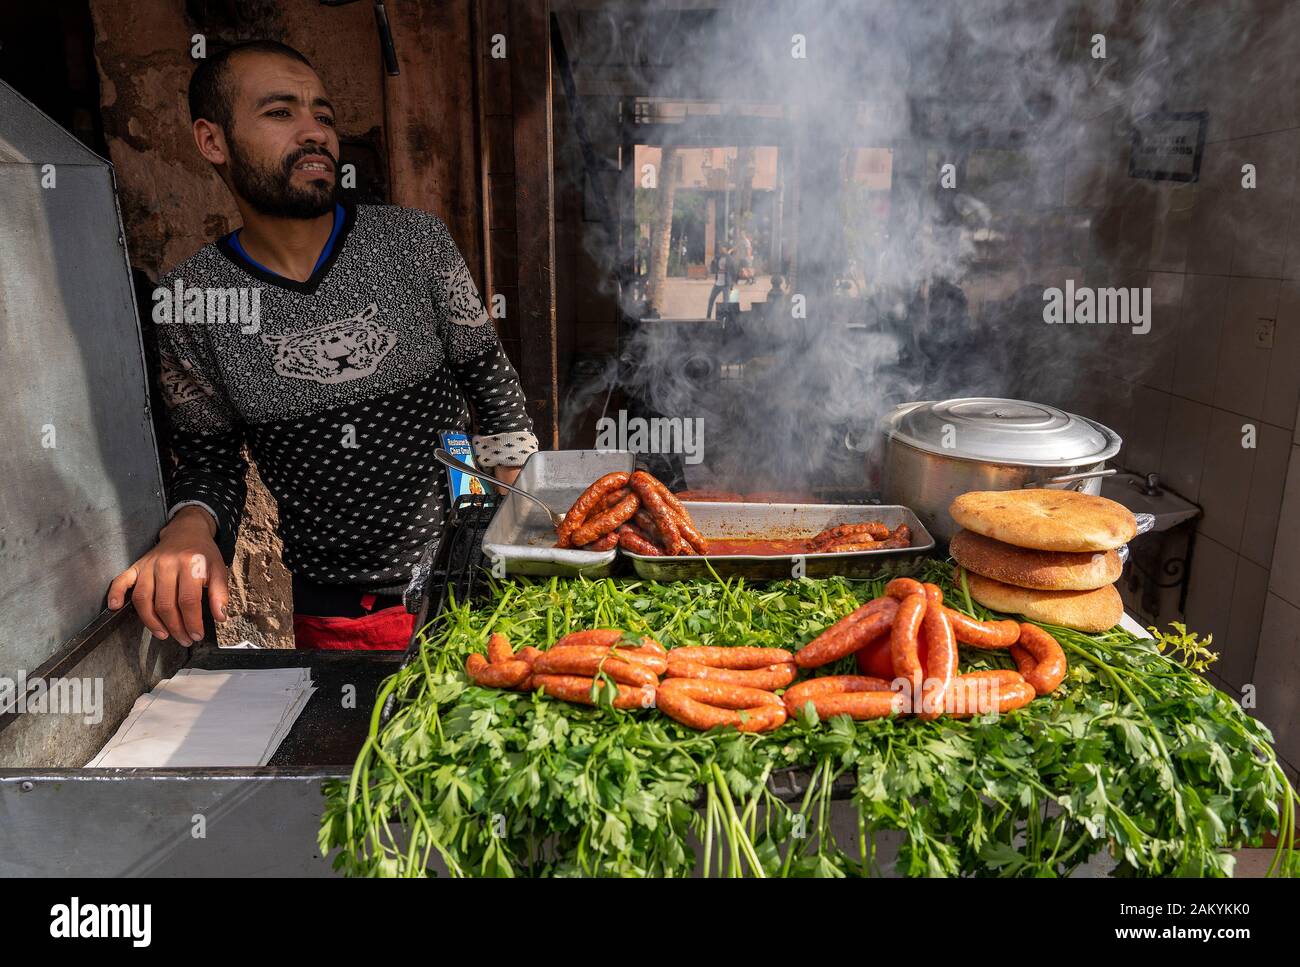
[[292, 604, 414, 650]]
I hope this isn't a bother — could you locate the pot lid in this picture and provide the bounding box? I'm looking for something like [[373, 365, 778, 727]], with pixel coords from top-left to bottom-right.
[[882, 397, 1121, 466]]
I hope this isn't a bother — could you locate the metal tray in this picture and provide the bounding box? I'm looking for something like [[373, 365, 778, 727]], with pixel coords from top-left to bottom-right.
[[481, 449, 635, 577], [623, 502, 934, 580]]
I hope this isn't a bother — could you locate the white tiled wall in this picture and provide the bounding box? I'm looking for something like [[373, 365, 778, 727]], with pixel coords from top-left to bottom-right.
[[1052, 1, 1300, 771]]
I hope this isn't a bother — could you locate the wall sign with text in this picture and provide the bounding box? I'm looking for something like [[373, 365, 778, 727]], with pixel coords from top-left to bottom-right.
[[1129, 111, 1208, 183]]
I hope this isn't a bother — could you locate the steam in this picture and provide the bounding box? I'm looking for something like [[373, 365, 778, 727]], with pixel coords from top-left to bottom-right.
[[555, 0, 1226, 492]]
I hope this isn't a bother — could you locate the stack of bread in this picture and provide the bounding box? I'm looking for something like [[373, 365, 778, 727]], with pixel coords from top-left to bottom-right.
[[947, 489, 1138, 633]]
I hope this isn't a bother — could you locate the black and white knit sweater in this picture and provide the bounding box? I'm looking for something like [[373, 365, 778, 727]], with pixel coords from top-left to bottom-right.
[[155, 204, 537, 594]]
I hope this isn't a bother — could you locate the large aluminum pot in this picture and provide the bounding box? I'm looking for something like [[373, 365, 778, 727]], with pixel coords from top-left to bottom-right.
[[880, 398, 1122, 544]]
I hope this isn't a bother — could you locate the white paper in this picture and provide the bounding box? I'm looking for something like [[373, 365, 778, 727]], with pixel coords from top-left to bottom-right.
[[87, 667, 316, 768]]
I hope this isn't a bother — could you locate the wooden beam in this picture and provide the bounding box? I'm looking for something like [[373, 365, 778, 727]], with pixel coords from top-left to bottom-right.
[[507, 0, 559, 447], [382, 0, 484, 284]]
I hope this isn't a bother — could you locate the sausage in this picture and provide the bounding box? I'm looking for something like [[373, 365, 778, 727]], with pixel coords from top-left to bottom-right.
[[943, 608, 1021, 649], [541, 642, 667, 675], [782, 675, 902, 720], [617, 525, 662, 556], [487, 632, 514, 664], [889, 592, 928, 690], [531, 649, 658, 687], [815, 539, 887, 553], [794, 596, 899, 669], [468, 657, 532, 689], [884, 577, 926, 600], [654, 678, 787, 733], [667, 646, 796, 669], [551, 629, 666, 658], [580, 530, 620, 552], [808, 522, 891, 548], [570, 492, 641, 547], [855, 635, 896, 679], [517, 646, 543, 666], [651, 480, 690, 518], [552, 629, 626, 649], [644, 477, 709, 553], [916, 583, 956, 720], [630, 471, 689, 555], [669, 510, 709, 555], [532, 674, 656, 710], [1010, 623, 1067, 695], [633, 509, 662, 542], [601, 486, 633, 509], [466, 653, 488, 676], [796, 691, 905, 721], [943, 670, 1036, 717], [876, 524, 911, 549], [665, 657, 797, 690], [556, 471, 631, 547], [617, 633, 667, 656]]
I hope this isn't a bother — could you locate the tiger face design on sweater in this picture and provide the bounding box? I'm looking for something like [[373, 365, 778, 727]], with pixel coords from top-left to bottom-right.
[[261, 302, 396, 384]]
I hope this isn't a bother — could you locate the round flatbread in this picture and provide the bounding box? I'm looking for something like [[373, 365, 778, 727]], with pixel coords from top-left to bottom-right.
[[954, 566, 1124, 633], [949, 528, 1121, 591], [949, 489, 1137, 552]]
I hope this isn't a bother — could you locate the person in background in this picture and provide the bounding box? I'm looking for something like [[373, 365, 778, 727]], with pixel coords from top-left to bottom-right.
[[737, 229, 755, 283], [706, 244, 738, 319], [106, 40, 537, 650], [765, 274, 788, 317]]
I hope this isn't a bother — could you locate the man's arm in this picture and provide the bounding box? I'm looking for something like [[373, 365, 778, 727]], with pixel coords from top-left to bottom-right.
[[108, 321, 248, 643], [427, 217, 539, 473]]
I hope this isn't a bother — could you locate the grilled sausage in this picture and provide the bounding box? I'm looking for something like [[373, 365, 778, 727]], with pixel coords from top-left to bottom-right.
[[654, 678, 787, 733], [556, 471, 631, 547], [617, 525, 663, 556], [570, 492, 640, 546], [601, 486, 633, 509], [644, 477, 709, 553], [816, 540, 886, 553], [630, 471, 690, 555], [794, 596, 898, 669], [580, 530, 620, 552], [808, 522, 891, 548]]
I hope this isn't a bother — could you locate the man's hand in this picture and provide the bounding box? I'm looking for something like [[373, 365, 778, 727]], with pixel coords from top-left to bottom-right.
[[107, 506, 229, 644], [493, 465, 521, 495]]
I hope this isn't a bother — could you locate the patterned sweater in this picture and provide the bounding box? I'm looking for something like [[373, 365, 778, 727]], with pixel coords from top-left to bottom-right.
[[155, 204, 536, 594]]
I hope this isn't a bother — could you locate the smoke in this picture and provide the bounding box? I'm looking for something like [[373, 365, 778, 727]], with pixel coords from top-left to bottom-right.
[[554, 0, 1239, 492]]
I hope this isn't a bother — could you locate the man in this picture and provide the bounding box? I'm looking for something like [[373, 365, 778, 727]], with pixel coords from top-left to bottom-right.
[[706, 244, 737, 319], [107, 40, 536, 649]]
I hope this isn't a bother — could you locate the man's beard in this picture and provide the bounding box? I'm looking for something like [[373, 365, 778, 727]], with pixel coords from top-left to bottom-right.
[[227, 137, 337, 219]]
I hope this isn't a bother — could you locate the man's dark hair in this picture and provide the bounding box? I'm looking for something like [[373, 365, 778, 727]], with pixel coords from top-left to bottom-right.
[[188, 40, 313, 131]]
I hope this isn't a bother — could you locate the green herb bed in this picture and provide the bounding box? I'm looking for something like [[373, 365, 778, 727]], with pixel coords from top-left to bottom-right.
[[320, 560, 1298, 877]]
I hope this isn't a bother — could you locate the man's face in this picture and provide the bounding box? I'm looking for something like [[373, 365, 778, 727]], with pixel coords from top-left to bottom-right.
[[221, 53, 340, 218]]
